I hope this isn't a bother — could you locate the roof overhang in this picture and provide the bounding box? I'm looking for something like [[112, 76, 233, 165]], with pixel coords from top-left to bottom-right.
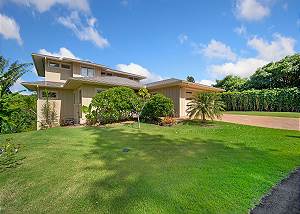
[[146, 79, 224, 92]]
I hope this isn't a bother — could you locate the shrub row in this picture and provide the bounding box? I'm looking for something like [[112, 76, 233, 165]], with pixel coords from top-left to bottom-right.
[[221, 87, 300, 112]]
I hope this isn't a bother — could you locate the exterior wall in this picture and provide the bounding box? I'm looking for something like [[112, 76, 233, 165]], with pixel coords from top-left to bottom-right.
[[45, 59, 72, 82], [149, 86, 181, 117], [36, 88, 74, 129]]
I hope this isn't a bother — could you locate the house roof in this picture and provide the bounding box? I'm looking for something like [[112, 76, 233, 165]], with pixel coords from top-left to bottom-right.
[[64, 76, 144, 89], [22, 76, 144, 91], [31, 53, 146, 80], [146, 78, 224, 92]]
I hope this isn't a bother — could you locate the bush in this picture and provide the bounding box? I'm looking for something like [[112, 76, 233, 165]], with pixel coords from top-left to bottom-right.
[[0, 138, 24, 172], [221, 87, 300, 112], [141, 94, 174, 123], [91, 87, 138, 124], [160, 116, 176, 126]]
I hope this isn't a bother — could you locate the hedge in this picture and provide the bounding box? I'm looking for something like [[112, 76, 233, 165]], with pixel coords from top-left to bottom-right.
[[221, 87, 300, 112]]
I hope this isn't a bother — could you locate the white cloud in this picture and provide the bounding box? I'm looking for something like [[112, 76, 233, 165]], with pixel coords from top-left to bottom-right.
[[210, 58, 268, 78], [235, 0, 270, 21], [178, 34, 188, 44], [234, 25, 247, 36], [9, 0, 90, 13], [57, 11, 109, 48], [297, 19, 300, 28], [200, 40, 237, 61], [116, 63, 163, 83], [0, 13, 22, 45], [247, 34, 296, 61], [197, 79, 216, 86], [282, 3, 288, 11], [39, 47, 79, 59], [120, 0, 128, 6]]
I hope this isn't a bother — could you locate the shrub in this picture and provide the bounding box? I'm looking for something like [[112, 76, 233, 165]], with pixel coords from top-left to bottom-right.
[[91, 87, 138, 124], [141, 94, 174, 123], [221, 87, 300, 112], [0, 138, 24, 172]]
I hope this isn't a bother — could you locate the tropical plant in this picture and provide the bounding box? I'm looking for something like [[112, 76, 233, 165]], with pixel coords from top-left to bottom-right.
[[186, 76, 195, 83], [141, 94, 174, 123], [82, 103, 97, 125], [0, 56, 31, 133], [40, 90, 58, 129], [186, 92, 225, 122]]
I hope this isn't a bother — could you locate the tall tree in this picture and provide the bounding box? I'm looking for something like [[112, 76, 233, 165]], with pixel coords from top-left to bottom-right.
[[0, 56, 31, 133], [186, 76, 195, 83], [214, 75, 247, 91], [186, 92, 225, 122]]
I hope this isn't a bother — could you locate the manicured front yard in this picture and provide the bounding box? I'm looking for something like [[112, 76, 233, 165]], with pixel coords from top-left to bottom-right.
[[225, 111, 300, 118], [0, 122, 299, 213]]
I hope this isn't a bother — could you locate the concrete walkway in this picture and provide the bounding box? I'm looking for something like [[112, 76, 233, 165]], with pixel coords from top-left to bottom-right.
[[220, 114, 300, 131]]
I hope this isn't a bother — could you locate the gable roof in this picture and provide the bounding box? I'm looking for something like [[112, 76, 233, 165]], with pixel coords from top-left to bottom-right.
[[146, 78, 224, 92], [32, 53, 146, 80]]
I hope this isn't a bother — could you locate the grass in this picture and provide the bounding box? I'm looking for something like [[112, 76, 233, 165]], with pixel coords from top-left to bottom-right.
[[0, 122, 300, 213], [225, 111, 300, 118]]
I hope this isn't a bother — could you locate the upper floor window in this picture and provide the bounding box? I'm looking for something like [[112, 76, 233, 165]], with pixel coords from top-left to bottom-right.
[[61, 63, 71, 69], [49, 61, 59, 68], [81, 67, 95, 77]]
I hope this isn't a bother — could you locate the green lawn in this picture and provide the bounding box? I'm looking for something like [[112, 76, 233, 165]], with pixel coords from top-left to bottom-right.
[[0, 122, 300, 213], [225, 111, 300, 118]]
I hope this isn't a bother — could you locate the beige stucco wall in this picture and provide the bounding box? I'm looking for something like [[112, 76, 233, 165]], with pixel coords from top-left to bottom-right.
[[45, 59, 72, 82], [36, 88, 74, 129]]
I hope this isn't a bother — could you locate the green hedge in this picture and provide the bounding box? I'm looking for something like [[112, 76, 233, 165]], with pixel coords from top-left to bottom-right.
[[221, 87, 300, 112]]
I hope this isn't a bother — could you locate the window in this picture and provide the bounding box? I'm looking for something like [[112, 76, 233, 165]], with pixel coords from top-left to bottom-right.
[[101, 72, 106, 76], [186, 91, 192, 94], [81, 67, 95, 77], [42, 90, 57, 99], [96, 88, 105, 93], [106, 73, 112, 76], [186, 97, 193, 100], [49, 61, 59, 68], [61, 63, 71, 69]]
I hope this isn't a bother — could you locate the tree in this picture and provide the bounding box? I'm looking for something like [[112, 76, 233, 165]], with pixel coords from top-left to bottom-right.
[[0, 56, 31, 133], [132, 88, 150, 129], [186, 76, 195, 83], [214, 75, 247, 91], [186, 92, 225, 122], [40, 90, 58, 129], [246, 54, 300, 90]]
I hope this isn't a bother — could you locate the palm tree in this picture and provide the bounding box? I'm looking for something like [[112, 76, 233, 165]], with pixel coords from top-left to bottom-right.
[[0, 56, 31, 133], [186, 92, 225, 122]]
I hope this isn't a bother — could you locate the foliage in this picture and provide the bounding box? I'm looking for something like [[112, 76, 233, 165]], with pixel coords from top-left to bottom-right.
[[0, 138, 24, 172], [0, 55, 32, 133], [186, 92, 225, 121], [141, 93, 174, 123], [91, 87, 138, 124], [247, 54, 300, 90], [186, 76, 195, 83], [214, 75, 247, 91], [40, 89, 58, 129], [132, 88, 151, 128], [221, 87, 300, 112], [82, 104, 97, 125], [160, 116, 176, 126]]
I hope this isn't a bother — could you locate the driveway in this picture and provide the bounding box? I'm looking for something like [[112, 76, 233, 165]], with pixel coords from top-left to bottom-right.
[[220, 114, 300, 131]]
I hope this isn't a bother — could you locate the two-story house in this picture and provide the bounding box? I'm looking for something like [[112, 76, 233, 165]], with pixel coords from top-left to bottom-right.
[[22, 53, 223, 129]]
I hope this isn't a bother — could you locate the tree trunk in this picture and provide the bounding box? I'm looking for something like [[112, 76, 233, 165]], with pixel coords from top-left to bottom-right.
[[137, 115, 140, 129], [202, 112, 206, 122]]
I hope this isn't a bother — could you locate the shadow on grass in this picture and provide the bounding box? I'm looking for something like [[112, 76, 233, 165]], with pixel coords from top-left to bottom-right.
[[81, 125, 300, 213], [178, 119, 216, 127], [286, 135, 300, 139]]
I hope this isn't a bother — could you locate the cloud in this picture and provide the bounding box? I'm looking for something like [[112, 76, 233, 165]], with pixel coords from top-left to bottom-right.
[[200, 40, 237, 61], [197, 79, 216, 86], [39, 47, 79, 59], [297, 19, 300, 28], [120, 0, 128, 6], [57, 11, 109, 48], [234, 25, 247, 36], [235, 0, 270, 21], [116, 63, 163, 83], [210, 58, 268, 78], [0, 13, 22, 45], [178, 34, 188, 44], [9, 0, 90, 13], [247, 34, 296, 61], [282, 3, 288, 11]]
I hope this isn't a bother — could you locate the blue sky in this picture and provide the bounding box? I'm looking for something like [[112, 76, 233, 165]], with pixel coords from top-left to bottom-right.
[[0, 0, 300, 92]]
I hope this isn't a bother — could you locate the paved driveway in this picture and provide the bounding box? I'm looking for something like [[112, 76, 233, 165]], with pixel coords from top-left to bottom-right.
[[220, 114, 300, 131]]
